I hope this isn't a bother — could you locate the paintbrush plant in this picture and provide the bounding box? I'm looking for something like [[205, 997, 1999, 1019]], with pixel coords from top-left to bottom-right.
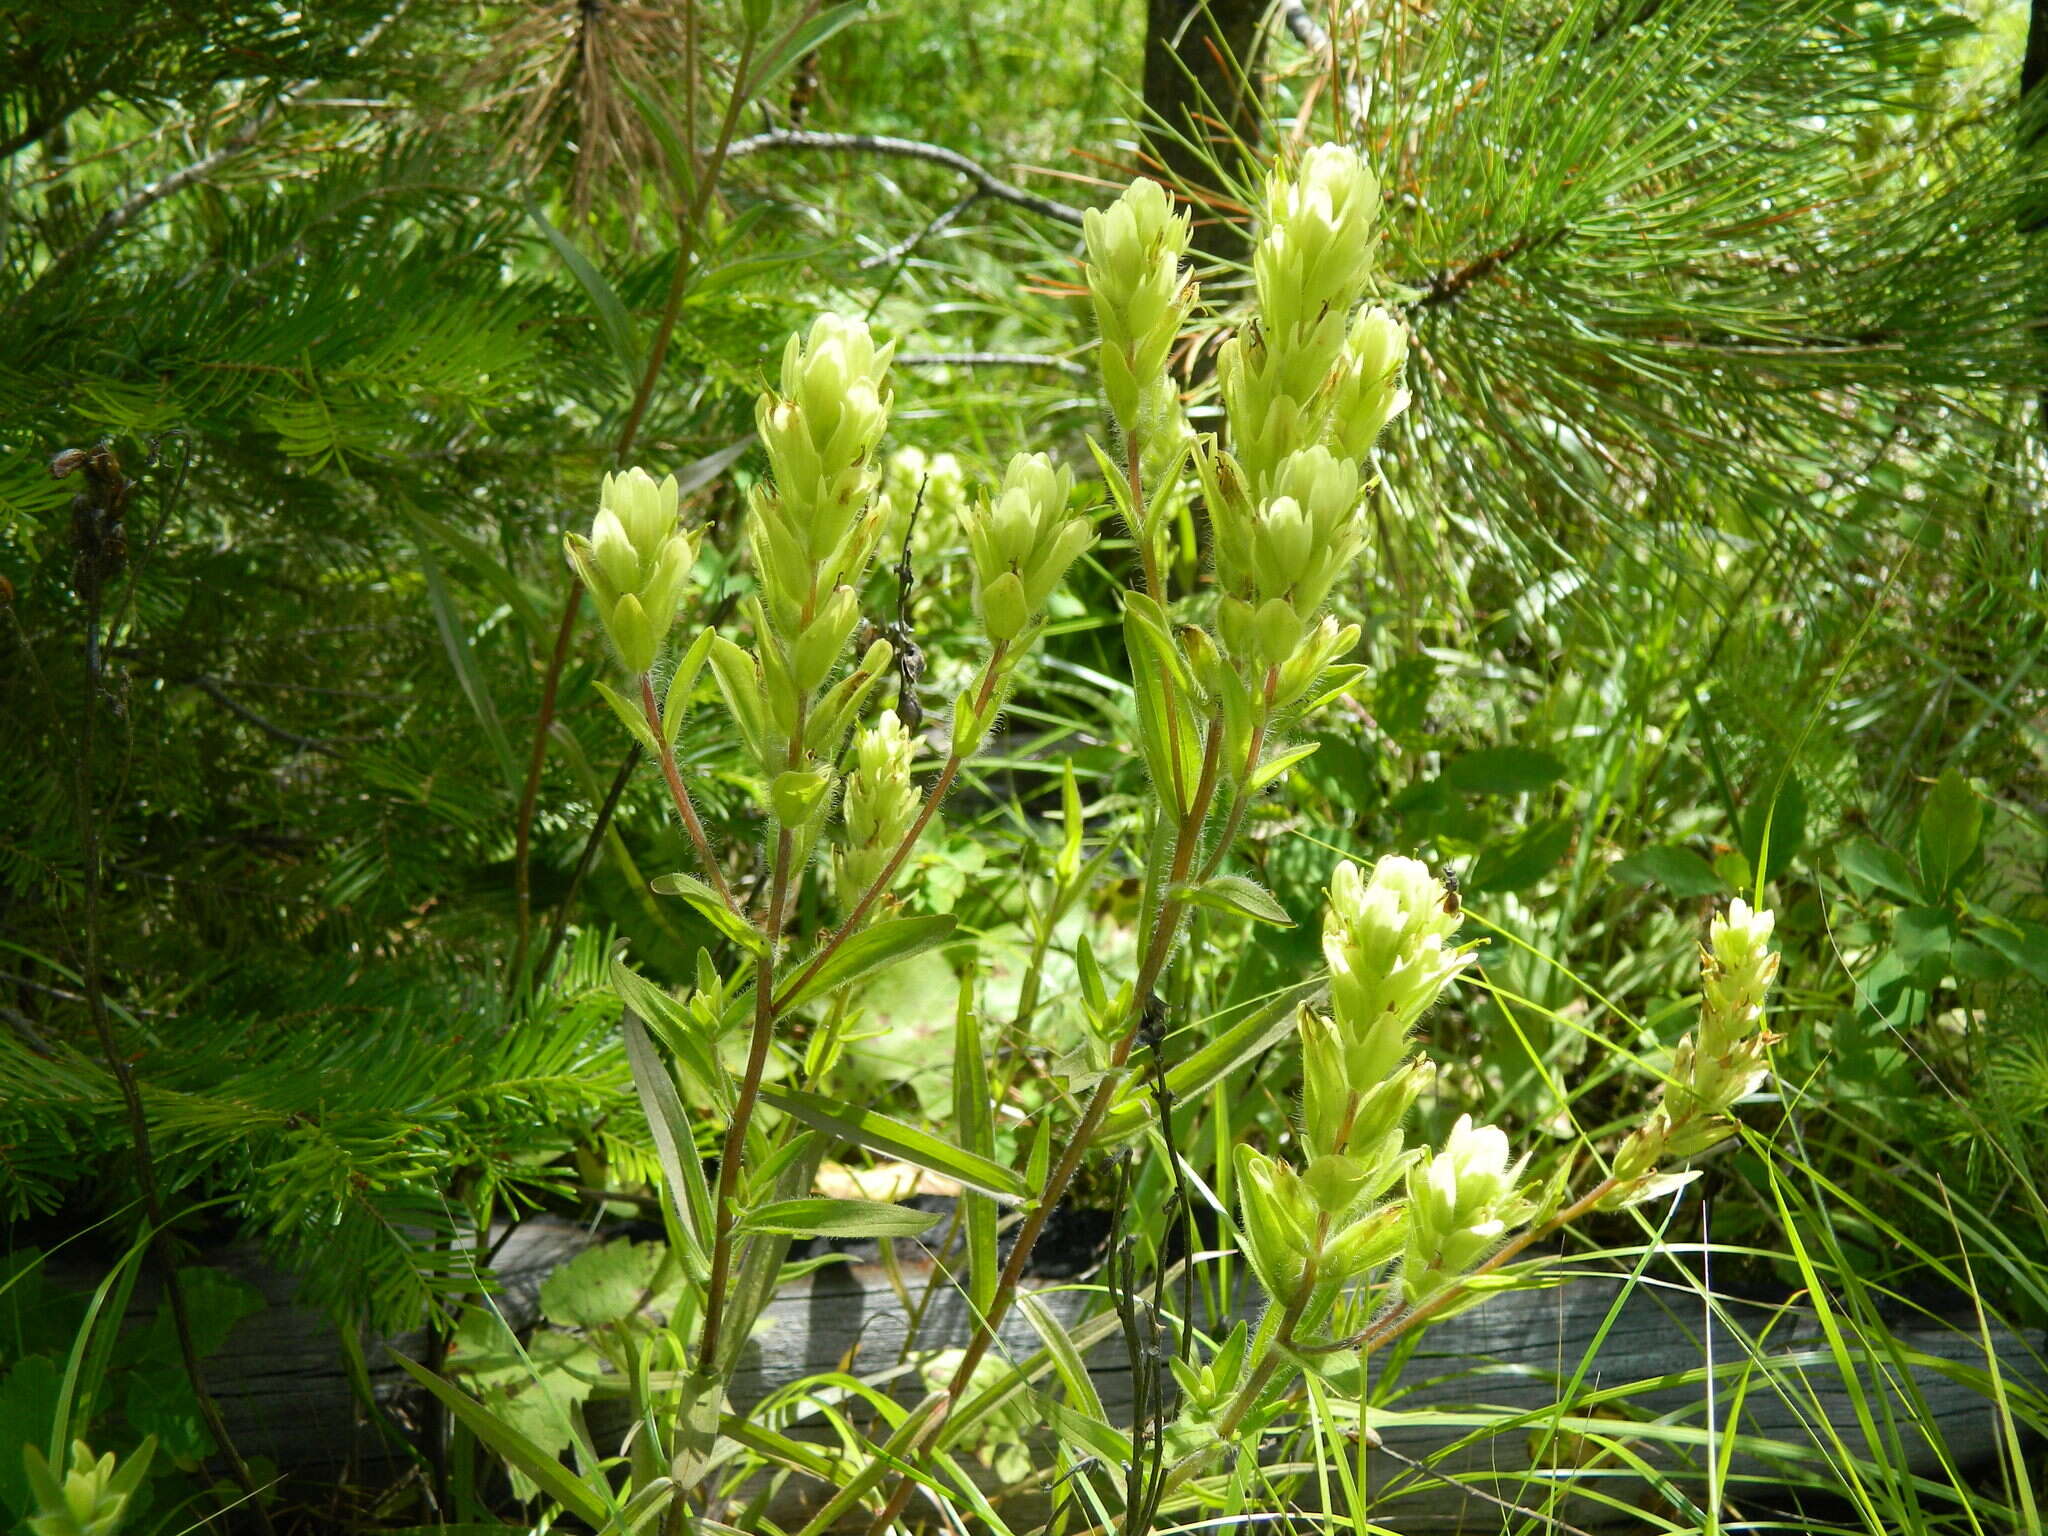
[[414, 141, 1786, 1536]]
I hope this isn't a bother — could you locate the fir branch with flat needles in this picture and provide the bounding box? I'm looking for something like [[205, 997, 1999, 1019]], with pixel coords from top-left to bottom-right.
[[54, 443, 276, 1536]]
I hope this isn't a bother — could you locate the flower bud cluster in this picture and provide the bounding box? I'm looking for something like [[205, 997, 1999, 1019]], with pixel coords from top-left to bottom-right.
[[1235, 1143, 1405, 1317], [1194, 144, 1409, 697], [1215, 145, 1410, 499], [22, 1437, 155, 1536], [1211, 446, 1366, 670], [749, 313, 896, 639], [1608, 900, 1781, 1201], [1083, 177, 1196, 444], [1401, 1115, 1534, 1304], [964, 453, 1089, 647], [563, 468, 702, 675], [836, 710, 923, 913], [1237, 857, 1474, 1316], [709, 313, 900, 834]]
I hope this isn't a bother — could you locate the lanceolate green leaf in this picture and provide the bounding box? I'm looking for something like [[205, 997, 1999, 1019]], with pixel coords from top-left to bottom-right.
[[1171, 874, 1294, 927], [650, 871, 765, 954], [390, 1355, 615, 1529], [1100, 978, 1323, 1143], [953, 969, 998, 1319], [420, 552, 519, 798], [611, 957, 728, 1111], [774, 913, 958, 1013], [621, 1011, 714, 1258], [739, 1198, 941, 1239], [757, 1085, 1028, 1202], [524, 198, 641, 381]]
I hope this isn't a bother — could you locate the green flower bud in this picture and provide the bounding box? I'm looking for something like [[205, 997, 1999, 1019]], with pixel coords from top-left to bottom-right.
[[1304, 1152, 1369, 1214], [1253, 596, 1303, 670], [1327, 306, 1411, 460], [1083, 179, 1196, 433], [707, 633, 773, 769], [964, 453, 1088, 649], [793, 584, 862, 693], [563, 467, 700, 675], [1402, 1114, 1532, 1304], [1324, 856, 1471, 1053], [1271, 617, 1359, 710], [1235, 1144, 1318, 1307], [1324, 1203, 1407, 1281], [980, 570, 1030, 644], [837, 709, 925, 913]]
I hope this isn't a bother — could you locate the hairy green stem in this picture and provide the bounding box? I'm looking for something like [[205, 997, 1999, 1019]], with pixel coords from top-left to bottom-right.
[[861, 717, 1226, 1534], [507, 25, 760, 993], [771, 642, 1008, 1012], [697, 826, 793, 1373], [639, 673, 738, 911]]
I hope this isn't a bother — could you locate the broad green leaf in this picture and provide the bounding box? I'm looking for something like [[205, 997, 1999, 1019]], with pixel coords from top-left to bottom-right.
[[390, 1355, 614, 1529], [757, 1085, 1028, 1202], [650, 871, 765, 954], [1609, 844, 1726, 898], [1917, 769, 1982, 897], [1952, 939, 2012, 982], [1837, 838, 1924, 904], [775, 913, 958, 1013], [739, 1198, 940, 1239], [1171, 874, 1294, 928], [1467, 816, 1574, 894], [1738, 772, 1806, 884], [1894, 906, 1955, 970], [1973, 918, 2048, 984], [539, 1238, 664, 1329], [1373, 656, 1435, 744], [1442, 746, 1566, 796], [524, 199, 641, 380]]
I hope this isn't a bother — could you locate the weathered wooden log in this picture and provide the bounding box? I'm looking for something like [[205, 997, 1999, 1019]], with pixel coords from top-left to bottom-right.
[[79, 1224, 2045, 1531]]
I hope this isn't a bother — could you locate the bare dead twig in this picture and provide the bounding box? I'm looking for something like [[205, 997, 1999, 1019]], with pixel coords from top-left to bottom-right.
[[725, 130, 1088, 227]]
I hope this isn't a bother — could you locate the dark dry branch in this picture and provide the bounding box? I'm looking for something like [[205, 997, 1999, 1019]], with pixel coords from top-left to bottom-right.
[[724, 129, 1089, 227]]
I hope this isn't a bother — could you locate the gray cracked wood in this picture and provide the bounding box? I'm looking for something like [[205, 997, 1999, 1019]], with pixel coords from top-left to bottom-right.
[[68, 1221, 2044, 1530]]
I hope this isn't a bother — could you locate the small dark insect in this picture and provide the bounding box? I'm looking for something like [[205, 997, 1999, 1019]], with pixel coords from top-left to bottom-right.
[[1440, 864, 1462, 916], [1139, 991, 1168, 1046], [884, 477, 928, 734]]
